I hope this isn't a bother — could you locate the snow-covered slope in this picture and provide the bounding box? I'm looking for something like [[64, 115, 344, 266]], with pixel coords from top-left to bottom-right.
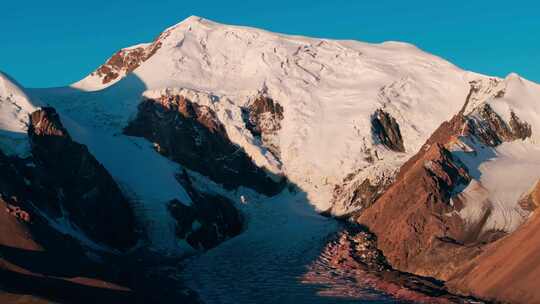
[[66, 16, 484, 211], [0, 72, 36, 156], [450, 73, 540, 234], [30, 84, 194, 253]]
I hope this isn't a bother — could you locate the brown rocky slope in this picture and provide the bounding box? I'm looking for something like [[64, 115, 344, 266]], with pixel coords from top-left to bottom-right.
[[354, 114, 483, 280], [337, 84, 540, 302]]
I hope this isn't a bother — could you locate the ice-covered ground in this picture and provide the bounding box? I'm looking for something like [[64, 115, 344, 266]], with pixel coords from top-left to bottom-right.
[[181, 190, 397, 304]]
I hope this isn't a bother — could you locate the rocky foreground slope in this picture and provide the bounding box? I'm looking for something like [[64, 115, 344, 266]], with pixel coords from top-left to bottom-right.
[[1, 16, 540, 303]]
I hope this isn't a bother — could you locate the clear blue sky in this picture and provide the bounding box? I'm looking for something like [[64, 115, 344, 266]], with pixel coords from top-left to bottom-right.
[[1, 1, 538, 87]]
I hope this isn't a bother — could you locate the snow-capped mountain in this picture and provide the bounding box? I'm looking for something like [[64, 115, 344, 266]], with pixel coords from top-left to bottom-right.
[[68, 16, 485, 212], [1, 15, 540, 304]]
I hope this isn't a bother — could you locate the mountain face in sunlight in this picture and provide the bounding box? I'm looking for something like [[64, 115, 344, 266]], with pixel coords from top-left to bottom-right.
[[1, 16, 540, 304]]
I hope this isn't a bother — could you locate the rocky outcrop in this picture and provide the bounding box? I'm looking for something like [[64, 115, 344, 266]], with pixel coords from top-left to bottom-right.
[[355, 137, 478, 279], [124, 94, 283, 196], [328, 108, 405, 216], [242, 95, 284, 158], [92, 37, 164, 85], [467, 103, 531, 146], [330, 171, 394, 217], [518, 181, 540, 212], [27, 107, 137, 250], [168, 170, 243, 250], [0, 152, 44, 252], [371, 109, 405, 152]]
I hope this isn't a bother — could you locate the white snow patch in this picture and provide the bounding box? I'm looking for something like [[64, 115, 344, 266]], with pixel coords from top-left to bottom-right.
[[0, 72, 37, 156], [452, 138, 540, 233]]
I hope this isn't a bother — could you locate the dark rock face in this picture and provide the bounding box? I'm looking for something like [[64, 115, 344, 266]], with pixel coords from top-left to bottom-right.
[[124, 94, 283, 196], [423, 147, 471, 198], [371, 109, 405, 152], [0, 144, 104, 281], [467, 104, 531, 146], [168, 170, 243, 250], [242, 96, 284, 158], [0, 150, 47, 252], [0, 140, 198, 303], [27, 107, 137, 250], [508, 111, 532, 139]]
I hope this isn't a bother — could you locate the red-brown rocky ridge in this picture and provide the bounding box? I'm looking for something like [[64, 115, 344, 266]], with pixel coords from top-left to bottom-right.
[[92, 28, 171, 84], [339, 95, 540, 302], [351, 115, 477, 278]]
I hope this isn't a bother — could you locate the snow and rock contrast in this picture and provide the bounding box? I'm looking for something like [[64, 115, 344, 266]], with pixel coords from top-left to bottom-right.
[[123, 91, 283, 195], [1, 15, 540, 304], [28, 107, 138, 250], [348, 73, 540, 302], [59, 16, 485, 214]]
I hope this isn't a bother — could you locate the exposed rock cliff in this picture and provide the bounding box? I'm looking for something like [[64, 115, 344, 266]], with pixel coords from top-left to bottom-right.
[[371, 109, 405, 152], [243, 95, 284, 159], [168, 170, 243, 250], [74, 31, 167, 88], [467, 103, 531, 146], [355, 131, 478, 279], [124, 93, 284, 196], [27, 107, 137, 250], [330, 172, 394, 217]]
